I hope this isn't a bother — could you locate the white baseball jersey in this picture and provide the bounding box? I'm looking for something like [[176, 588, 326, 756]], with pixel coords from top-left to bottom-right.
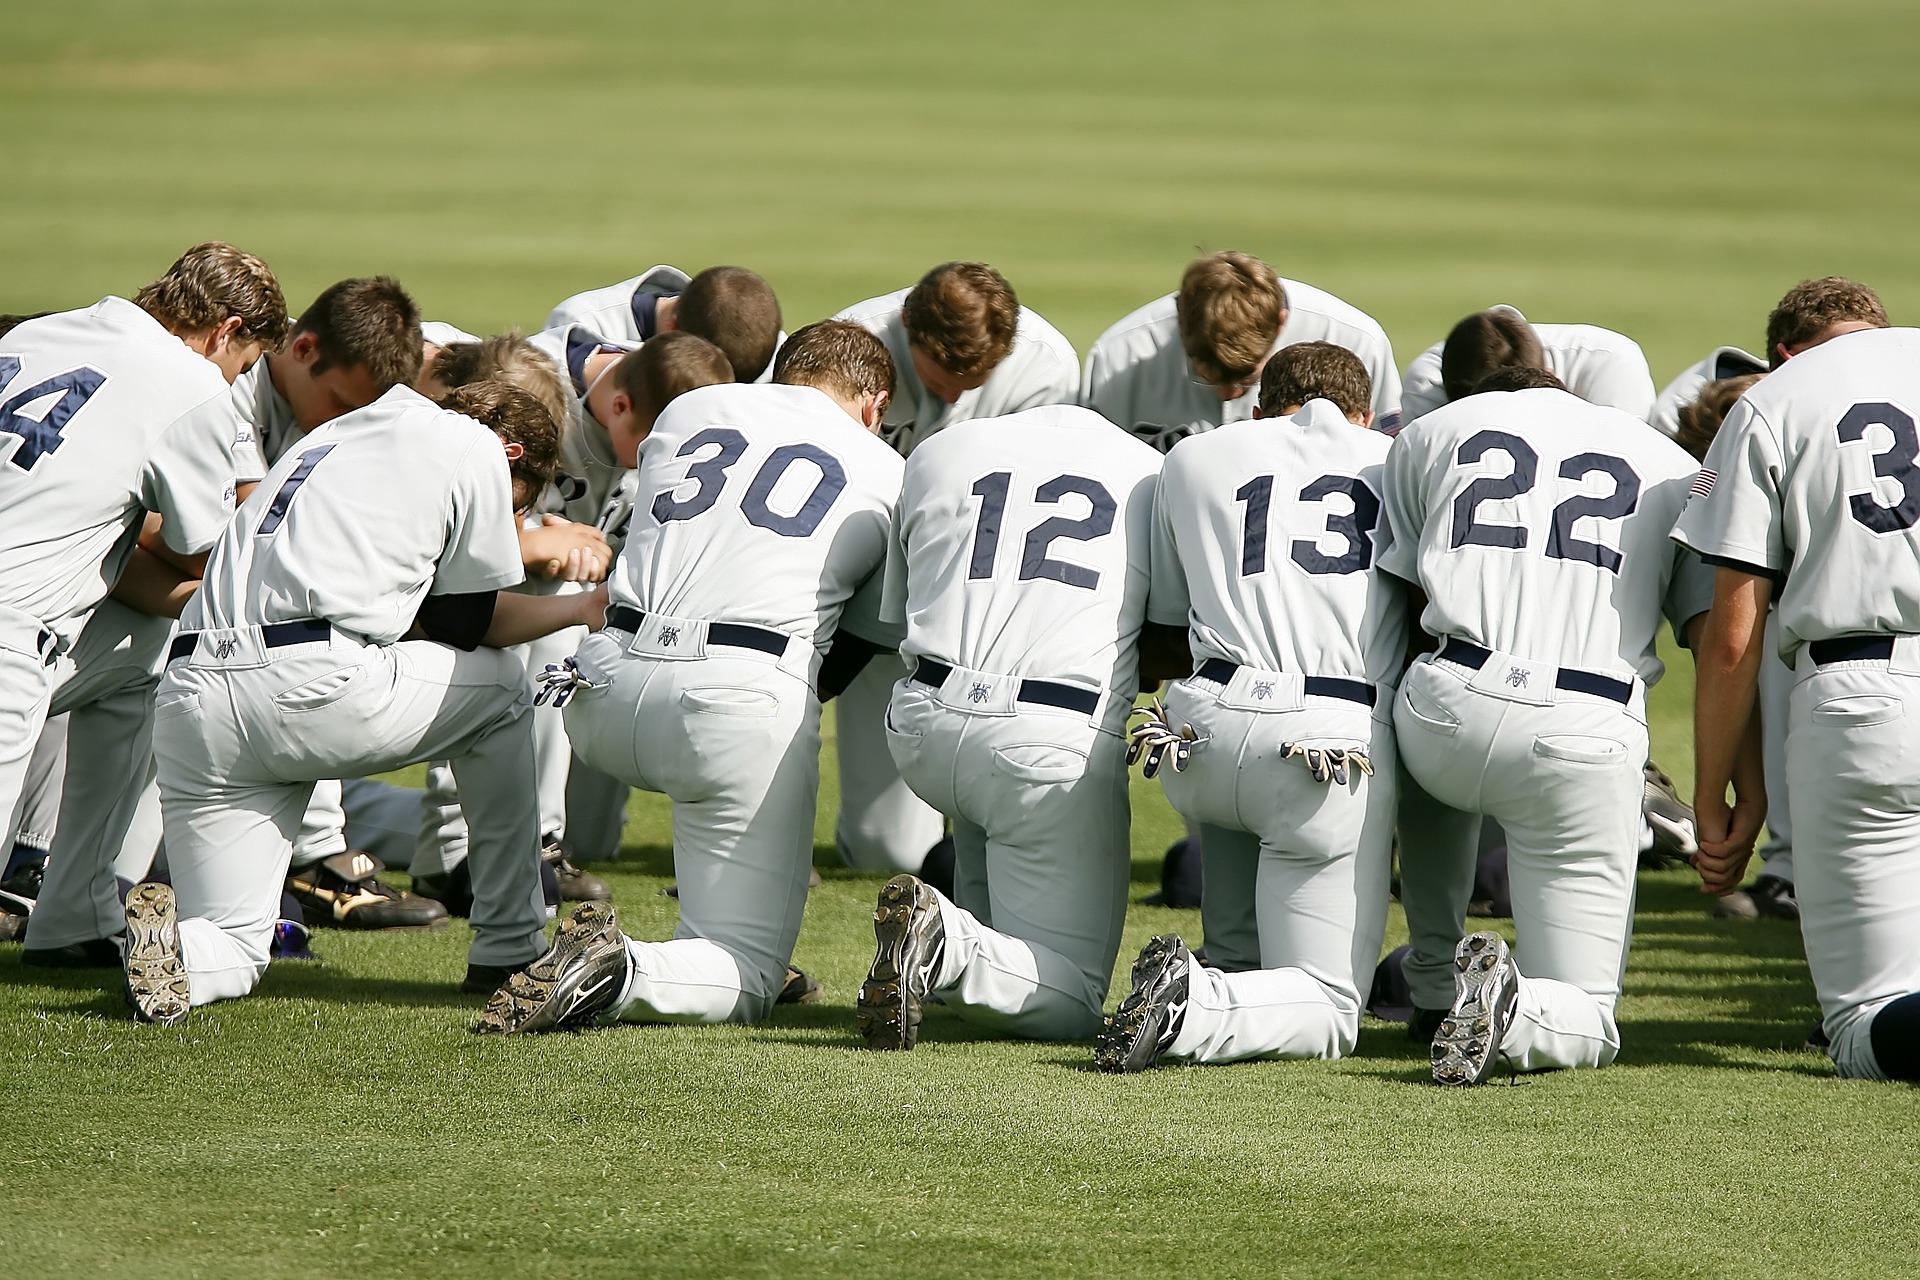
[[1400, 307, 1656, 427], [1080, 282, 1403, 451], [1674, 327, 1920, 663], [1381, 387, 1711, 684], [421, 320, 481, 349], [543, 267, 782, 384], [834, 288, 1079, 455], [228, 354, 302, 482], [0, 298, 240, 641], [881, 404, 1160, 695], [188, 385, 524, 645], [1149, 399, 1408, 686], [614, 382, 904, 653], [524, 323, 640, 525], [1649, 345, 1768, 440]]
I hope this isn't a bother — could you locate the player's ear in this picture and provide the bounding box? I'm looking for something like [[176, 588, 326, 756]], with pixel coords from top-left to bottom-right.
[[501, 441, 525, 462], [291, 331, 322, 364], [210, 314, 246, 353], [863, 391, 890, 431], [1252, 405, 1265, 420], [1360, 409, 1375, 429]]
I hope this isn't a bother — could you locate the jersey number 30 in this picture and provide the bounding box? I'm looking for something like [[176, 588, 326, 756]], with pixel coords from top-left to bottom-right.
[[651, 427, 846, 538], [0, 356, 107, 474], [1448, 430, 1641, 573]]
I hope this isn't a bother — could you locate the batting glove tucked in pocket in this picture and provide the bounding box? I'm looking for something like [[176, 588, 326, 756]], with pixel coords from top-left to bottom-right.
[[1280, 741, 1374, 786], [534, 655, 609, 709], [1126, 698, 1203, 778]]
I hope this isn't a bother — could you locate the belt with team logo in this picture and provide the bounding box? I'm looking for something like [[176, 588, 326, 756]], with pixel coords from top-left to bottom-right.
[[1437, 639, 1632, 705], [167, 618, 331, 665], [1807, 635, 1897, 666], [604, 605, 789, 658], [1194, 658, 1374, 707], [910, 657, 1101, 716]]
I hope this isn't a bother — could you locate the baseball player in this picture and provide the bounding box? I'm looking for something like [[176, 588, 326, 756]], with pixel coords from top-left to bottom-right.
[[830, 262, 1082, 883], [1082, 250, 1402, 452], [1677, 298, 1920, 1081], [851, 394, 1163, 1050], [1652, 345, 1768, 440], [474, 321, 903, 1034], [544, 264, 784, 382], [123, 380, 593, 1023], [1095, 343, 1406, 1071], [1399, 305, 1656, 426], [3, 244, 287, 965], [1383, 365, 1712, 1085]]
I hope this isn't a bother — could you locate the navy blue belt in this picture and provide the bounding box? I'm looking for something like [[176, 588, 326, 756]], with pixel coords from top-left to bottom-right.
[[1809, 635, 1897, 665], [167, 618, 331, 665], [606, 605, 789, 658], [911, 657, 1101, 716], [1438, 638, 1632, 705], [1194, 657, 1374, 707]]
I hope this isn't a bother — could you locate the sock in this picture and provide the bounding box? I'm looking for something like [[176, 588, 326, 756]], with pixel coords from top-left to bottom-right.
[[1867, 991, 1920, 1082]]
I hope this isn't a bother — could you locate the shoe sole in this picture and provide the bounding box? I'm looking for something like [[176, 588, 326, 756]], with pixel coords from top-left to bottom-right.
[[1093, 934, 1185, 1074], [857, 875, 932, 1051], [472, 903, 625, 1035], [1431, 932, 1514, 1087], [125, 884, 189, 1027]]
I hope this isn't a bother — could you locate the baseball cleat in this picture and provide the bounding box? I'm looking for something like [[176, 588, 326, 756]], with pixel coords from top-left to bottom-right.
[[1431, 931, 1519, 1087], [779, 965, 823, 1005], [857, 874, 946, 1051], [123, 882, 190, 1027], [542, 836, 611, 904], [1094, 933, 1191, 1074], [287, 851, 449, 931], [472, 902, 629, 1035], [1642, 760, 1697, 867]]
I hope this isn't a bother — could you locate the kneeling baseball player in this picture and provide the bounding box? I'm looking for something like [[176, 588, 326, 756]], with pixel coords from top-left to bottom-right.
[[1096, 343, 1406, 1071], [124, 381, 598, 1023]]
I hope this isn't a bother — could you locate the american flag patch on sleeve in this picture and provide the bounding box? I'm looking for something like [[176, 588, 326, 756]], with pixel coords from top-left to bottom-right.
[[1689, 468, 1716, 498]]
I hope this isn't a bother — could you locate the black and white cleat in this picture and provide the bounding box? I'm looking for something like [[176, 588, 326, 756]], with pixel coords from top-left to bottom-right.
[[1094, 933, 1191, 1074], [1431, 930, 1519, 1087], [472, 902, 630, 1035], [124, 882, 190, 1027], [856, 874, 946, 1051]]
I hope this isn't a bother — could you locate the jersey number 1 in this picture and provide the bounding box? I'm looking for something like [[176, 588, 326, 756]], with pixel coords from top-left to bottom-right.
[[0, 356, 107, 474]]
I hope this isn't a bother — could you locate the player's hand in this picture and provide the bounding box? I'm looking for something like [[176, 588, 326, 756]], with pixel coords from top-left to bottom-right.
[[522, 516, 611, 583], [1691, 786, 1764, 895], [576, 583, 610, 632]]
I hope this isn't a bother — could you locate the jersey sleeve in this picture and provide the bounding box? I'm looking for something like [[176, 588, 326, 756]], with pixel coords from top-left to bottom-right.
[[1671, 398, 1787, 579], [1004, 342, 1080, 415], [840, 559, 904, 648], [1662, 542, 1717, 638], [1587, 344, 1658, 421], [141, 391, 241, 555], [1365, 337, 1404, 431], [1399, 343, 1447, 426], [432, 436, 527, 595], [1377, 429, 1429, 584], [1145, 461, 1190, 628], [878, 497, 909, 627]]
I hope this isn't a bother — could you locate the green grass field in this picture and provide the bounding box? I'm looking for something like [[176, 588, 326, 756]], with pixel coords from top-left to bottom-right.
[[7, 2, 1920, 1275]]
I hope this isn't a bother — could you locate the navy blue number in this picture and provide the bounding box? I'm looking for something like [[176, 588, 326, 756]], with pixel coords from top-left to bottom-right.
[[1291, 474, 1381, 575], [968, 471, 1011, 579], [651, 427, 748, 524], [742, 443, 847, 538], [257, 444, 337, 535], [1837, 402, 1920, 534], [1234, 475, 1272, 576], [0, 355, 107, 473], [1449, 430, 1538, 550], [1020, 475, 1116, 589], [1546, 453, 1641, 573]]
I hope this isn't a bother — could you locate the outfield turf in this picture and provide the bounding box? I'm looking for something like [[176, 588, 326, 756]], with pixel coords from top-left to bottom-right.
[[7, 1, 1920, 1276]]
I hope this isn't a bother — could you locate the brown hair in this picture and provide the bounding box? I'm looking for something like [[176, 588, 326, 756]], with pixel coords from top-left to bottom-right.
[[1176, 251, 1286, 387], [134, 242, 288, 349], [1765, 277, 1889, 367], [902, 262, 1018, 380], [1675, 373, 1765, 462], [440, 379, 560, 502], [677, 266, 781, 382], [433, 331, 572, 440], [293, 277, 422, 390], [773, 320, 895, 401], [1471, 365, 1565, 395], [1257, 342, 1373, 420], [1441, 310, 1547, 402], [614, 331, 732, 422]]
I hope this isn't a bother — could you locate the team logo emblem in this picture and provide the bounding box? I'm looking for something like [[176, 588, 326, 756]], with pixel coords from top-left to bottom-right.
[[658, 626, 681, 647], [213, 638, 239, 659], [968, 682, 992, 704], [1505, 667, 1529, 688], [1252, 680, 1275, 701]]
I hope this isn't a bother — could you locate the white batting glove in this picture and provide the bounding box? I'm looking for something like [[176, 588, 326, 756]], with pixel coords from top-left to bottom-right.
[[1280, 742, 1374, 786], [534, 656, 608, 709], [1127, 699, 1202, 779]]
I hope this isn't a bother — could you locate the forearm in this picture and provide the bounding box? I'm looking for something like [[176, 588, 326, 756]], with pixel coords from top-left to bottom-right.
[[1691, 573, 1771, 810], [111, 545, 200, 619], [138, 513, 210, 579], [484, 590, 603, 648]]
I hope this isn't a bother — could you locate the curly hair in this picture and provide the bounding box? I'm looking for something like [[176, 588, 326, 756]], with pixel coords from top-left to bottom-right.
[[134, 242, 288, 349]]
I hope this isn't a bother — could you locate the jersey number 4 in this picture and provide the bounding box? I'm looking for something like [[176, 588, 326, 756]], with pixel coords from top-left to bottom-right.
[[0, 356, 107, 474], [967, 472, 1116, 590], [1235, 473, 1380, 576], [651, 427, 846, 538], [1448, 430, 1641, 573]]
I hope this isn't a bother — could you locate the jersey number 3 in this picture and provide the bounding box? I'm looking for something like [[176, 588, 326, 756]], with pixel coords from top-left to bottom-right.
[[1235, 473, 1380, 576], [651, 427, 846, 538], [1448, 430, 1641, 573], [0, 356, 107, 474]]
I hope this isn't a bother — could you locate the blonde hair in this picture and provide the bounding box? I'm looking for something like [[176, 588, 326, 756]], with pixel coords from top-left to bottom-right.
[[134, 242, 288, 349], [432, 331, 572, 438], [1176, 251, 1285, 386]]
